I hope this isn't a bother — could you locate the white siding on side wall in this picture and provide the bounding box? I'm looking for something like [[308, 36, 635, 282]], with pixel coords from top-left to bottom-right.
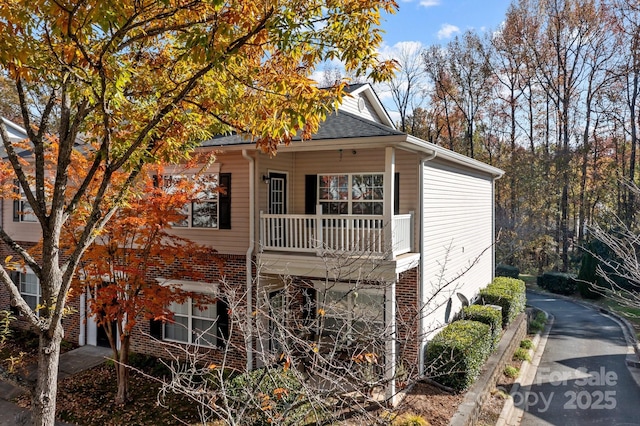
[[421, 159, 494, 340]]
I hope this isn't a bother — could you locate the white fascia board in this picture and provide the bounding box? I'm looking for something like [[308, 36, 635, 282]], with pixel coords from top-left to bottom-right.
[[404, 135, 505, 178], [343, 83, 396, 129]]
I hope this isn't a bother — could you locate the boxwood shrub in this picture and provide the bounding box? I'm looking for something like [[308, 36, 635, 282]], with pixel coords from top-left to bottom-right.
[[462, 304, 502, 349], [538, 272, 577, 295], [495, 264, 520, 279], [425, 320, 492, 392], [479, 277, 526, 328]]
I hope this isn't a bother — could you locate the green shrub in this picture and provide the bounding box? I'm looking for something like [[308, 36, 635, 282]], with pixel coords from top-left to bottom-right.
[[462, 305, 502, 349], [496, 264, 520, 279], [513, 348, 531, 362], [537, 271, 577, 295], [528, 311, 547, 334], [520, 339, 534, 350], [577, 240, 606, 299], [504, 365, 519, 378], [225, 365, 306, 425], [479, 277, 526, 328], [425, 320, 492, 392]]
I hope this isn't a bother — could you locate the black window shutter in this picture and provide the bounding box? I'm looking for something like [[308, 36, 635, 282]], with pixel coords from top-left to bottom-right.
[[219, 173, 231, 229], [13, 200, 20, 222], [149, 319, 163, 340], [216, 298, 229, 347], [394, 172, 400, 215], [152, 175, 159, 188], [12, 181, 20, 222], [305, 175, 317, 214]]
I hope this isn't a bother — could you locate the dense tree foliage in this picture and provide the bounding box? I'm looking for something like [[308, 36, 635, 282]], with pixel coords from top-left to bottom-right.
[[0, 1, 397, 424], [399, 0, 640, 273]]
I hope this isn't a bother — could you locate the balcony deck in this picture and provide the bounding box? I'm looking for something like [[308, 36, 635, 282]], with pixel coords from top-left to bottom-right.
[[259, 211, 414, 260]]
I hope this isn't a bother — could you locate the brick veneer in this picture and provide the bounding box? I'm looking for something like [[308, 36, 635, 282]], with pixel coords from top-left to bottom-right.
[[1, 238, 422, 374]]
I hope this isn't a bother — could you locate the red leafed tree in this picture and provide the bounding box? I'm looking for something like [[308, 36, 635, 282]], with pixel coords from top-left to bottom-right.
[[73, 164, 221, 405]]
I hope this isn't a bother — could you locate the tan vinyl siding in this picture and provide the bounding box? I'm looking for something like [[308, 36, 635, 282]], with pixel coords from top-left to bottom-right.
[[1, 200, 42, 243], [290, 149, 386, 214], [168, 152, 250, 255], [396, 150, 420, 249], [421, 159, 494, 336], [339, 93, 383, 123]]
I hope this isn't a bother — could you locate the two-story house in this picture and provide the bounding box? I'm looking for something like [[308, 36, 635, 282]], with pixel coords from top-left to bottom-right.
[[1, 84, 503, 400]]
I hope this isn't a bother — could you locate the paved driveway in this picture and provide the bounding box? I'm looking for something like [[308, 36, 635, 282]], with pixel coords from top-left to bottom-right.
[[518, 291, 640, 425]]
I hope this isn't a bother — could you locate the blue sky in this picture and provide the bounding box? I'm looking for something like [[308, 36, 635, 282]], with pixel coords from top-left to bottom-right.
[[381, 0, 513, 47]]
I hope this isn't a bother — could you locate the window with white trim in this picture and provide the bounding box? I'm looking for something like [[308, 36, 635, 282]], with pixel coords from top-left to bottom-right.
[[164, 296, 227, 347], [318, 174, 384, 215], [316, 285, 384, 343], [161, 174, 219, 228], [18, 272, 40, 311], [13, 181, 37, 222]]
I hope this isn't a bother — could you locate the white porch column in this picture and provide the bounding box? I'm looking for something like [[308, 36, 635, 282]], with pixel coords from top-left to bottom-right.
[[78, 292, 86, 346], [384, 147, 395, 260], [385, 278, 397, 403]]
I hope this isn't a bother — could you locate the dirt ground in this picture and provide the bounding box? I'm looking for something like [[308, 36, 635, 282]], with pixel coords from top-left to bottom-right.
[[396, 381, 464, 426]]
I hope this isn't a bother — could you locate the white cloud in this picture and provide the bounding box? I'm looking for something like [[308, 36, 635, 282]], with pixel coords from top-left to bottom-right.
[[419, 0, 440, 7], [437, 23, 460, 40], [378, 40, 425, 61]]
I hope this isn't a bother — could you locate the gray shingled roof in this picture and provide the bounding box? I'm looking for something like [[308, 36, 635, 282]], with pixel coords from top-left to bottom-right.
[[201, 110, 404, 147]]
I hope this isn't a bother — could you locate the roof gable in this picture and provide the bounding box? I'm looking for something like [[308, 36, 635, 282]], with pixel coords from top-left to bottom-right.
[[338, 83, 395, 128], [1, 117, 27, 142]]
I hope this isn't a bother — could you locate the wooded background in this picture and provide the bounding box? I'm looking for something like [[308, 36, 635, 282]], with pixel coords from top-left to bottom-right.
[[381, 0, 640, 274]]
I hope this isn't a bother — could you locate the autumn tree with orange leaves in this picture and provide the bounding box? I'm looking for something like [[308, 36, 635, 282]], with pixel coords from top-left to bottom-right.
[[0, 1, 397, 425], [74, 165, 222, 405]]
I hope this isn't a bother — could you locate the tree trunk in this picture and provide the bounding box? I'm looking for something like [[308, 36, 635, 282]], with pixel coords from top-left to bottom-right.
[[32, 322, 63, 426], [115, 335, 130, 405]]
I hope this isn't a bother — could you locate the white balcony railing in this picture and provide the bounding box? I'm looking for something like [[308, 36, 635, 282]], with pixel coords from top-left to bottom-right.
[[260, 210, 414, 258]]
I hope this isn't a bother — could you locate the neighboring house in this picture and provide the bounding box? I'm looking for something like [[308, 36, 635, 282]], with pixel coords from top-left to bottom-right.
[[0, 84, 503, 400]]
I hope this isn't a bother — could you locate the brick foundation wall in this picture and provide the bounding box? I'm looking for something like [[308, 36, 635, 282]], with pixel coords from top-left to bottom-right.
[[396, 267, 420, 374], [130, 253, 250, 370]]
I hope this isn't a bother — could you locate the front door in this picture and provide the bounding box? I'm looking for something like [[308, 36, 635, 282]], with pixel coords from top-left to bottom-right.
[[268, 172, 287, 247], [96, 321, 116, 348]]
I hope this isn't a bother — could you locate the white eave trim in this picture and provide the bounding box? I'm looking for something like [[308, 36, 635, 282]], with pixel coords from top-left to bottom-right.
[[341, 83, 396, 129], [404, 135, 505, 178], [155, 278, 217, 294]]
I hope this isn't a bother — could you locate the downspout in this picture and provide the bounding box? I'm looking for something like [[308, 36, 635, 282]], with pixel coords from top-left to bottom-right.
[[242, 149, 255, 371], [491, 173, 504, 281], [418, 150, 437, 376]]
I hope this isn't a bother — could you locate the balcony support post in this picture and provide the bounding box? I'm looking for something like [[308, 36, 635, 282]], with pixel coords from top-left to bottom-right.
[[384, 147, 395, 260]]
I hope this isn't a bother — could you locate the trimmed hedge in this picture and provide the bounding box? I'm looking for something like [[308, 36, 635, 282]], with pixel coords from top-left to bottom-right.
[[479, 277, 526, 328], [425, 320, 492, 392], [496, 264, 520, 279], [577, 242, 604, 299], [537, 272, 576, 295], [462, 304, 502, 349]]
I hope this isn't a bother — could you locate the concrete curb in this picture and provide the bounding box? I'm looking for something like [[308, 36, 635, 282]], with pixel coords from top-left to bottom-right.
[[495, 309, 552, 426]]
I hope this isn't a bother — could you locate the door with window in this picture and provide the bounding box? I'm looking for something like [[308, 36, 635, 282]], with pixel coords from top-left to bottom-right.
[[268, 172, 287, 247]]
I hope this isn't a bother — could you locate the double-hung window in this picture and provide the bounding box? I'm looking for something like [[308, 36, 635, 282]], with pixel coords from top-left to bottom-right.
[[13, 181, 37, 222], [17, 272, 40, 311], [316, 284, 384, 344], [160, 173, 231, 229], [164, 296, 228, 348], [318, 174, 384, 215]]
